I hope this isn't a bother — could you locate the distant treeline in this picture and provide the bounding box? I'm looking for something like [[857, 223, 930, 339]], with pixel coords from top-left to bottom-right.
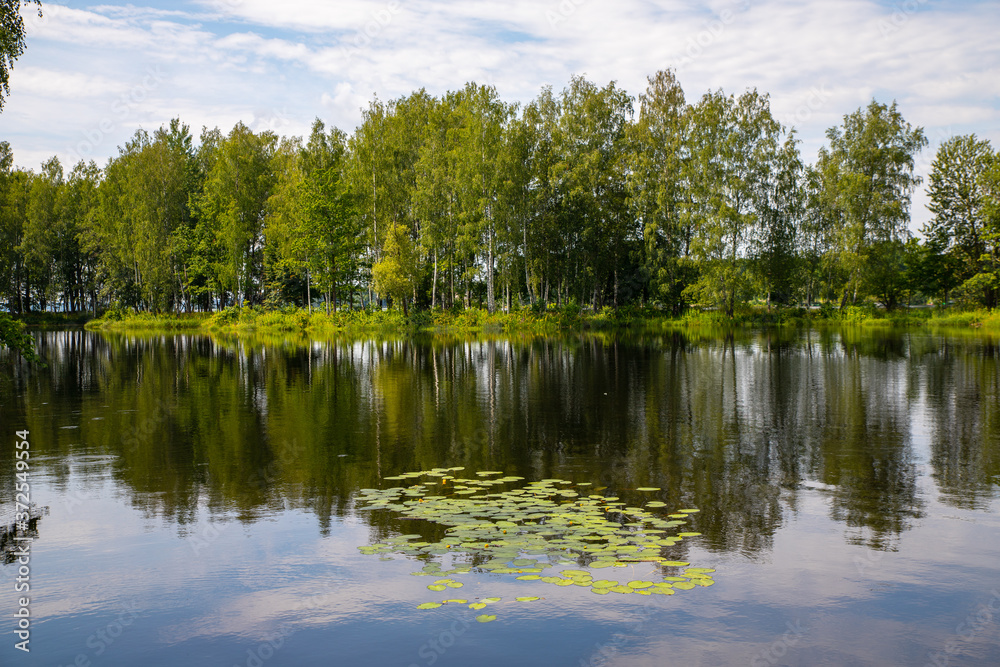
[[1, 70, 998, 317]]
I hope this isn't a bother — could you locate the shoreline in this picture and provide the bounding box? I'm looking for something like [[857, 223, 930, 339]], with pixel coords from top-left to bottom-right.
[[69, 305, 1000, 335]]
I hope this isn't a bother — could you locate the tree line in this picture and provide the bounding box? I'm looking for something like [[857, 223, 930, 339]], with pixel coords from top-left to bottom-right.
[[2, 70, 999, 317]]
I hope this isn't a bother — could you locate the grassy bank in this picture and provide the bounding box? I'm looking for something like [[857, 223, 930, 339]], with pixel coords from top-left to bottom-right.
[[16, 311, 94, 327], [84, 309, 208, 330], [81, 303, 1000, 335]]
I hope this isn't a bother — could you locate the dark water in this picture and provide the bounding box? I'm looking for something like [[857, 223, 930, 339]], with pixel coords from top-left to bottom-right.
[[1, 327, 999, 667]]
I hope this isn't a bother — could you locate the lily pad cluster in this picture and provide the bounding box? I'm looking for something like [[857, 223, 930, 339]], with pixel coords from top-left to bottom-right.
[[355, 468, 715, 619]]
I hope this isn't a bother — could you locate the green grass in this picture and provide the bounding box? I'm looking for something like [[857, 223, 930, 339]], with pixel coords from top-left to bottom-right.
[[925, 308, 1000, 330], [15, 311, 94, 327], [79, 303, 1000, 336], [85, 310, 209, 330]]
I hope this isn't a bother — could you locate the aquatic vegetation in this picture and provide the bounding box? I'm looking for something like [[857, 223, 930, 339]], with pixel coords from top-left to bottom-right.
[[355, 468, 717, 619]]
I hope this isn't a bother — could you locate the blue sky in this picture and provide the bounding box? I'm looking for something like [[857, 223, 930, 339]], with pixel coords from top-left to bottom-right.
[[3, 0, 999, 229]]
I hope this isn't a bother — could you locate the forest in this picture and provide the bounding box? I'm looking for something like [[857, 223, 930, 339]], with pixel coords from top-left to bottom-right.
[[1, 69, 998, 319]]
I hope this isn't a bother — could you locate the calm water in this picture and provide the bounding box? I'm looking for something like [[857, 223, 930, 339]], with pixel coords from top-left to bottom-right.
[[1, 328, 999, 667]]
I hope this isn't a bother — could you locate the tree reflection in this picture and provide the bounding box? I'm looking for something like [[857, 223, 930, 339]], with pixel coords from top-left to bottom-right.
[[2, 327, 997, 558]]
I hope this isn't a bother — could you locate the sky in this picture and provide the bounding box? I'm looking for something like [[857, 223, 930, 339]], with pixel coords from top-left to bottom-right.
[[2, 0, 999, 230]]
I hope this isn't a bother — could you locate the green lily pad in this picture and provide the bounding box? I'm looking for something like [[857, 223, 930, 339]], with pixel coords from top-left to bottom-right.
[[469, 602, 486, 610], [356, 469, 718, 610], [636, 487, 661, 492], [515, 596, 541, 602], [673, 581, 696, 590], [416, 602, 442, 609], [628, 580, 654, 589]]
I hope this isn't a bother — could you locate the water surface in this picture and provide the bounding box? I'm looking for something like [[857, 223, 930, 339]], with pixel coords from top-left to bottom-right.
[[1, 328, 998, 666]]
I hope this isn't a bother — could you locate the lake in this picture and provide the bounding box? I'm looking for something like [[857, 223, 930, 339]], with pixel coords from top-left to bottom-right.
[[1, 327, 999, 666]]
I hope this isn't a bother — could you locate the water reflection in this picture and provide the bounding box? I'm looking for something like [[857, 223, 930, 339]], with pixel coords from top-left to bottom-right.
[[1, 328, 998, 556]]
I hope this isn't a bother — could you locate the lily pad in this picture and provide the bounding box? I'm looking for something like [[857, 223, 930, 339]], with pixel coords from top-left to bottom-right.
[[416, 602, 442, 610], [355, 469, 719, 611], [476, 614, 497, 623]]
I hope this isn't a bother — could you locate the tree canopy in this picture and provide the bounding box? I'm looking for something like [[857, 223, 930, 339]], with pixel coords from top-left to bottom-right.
[[2, 71, 995, 317]]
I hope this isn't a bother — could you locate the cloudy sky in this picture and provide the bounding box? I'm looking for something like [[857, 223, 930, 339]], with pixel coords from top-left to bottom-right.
[[3, 0, 999, 228]]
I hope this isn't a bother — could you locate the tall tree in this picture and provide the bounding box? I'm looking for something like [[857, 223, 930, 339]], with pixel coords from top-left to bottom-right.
[[815, 100, 927, 310], [299, 119, 359, 312], [754, 131, 805, 308], [20, 156, 61, 310], [551, 75, 634, 309], [682, 89, 790, 317], [925, 135, 998, 307], [451, 83, 513, 313], [194, 122, 277, 307], [627, 69, 691, 314]]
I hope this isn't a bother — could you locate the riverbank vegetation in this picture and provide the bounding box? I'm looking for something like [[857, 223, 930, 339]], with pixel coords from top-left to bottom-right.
[[3, 70, 999, 323], [80, 302, 1000, 336]]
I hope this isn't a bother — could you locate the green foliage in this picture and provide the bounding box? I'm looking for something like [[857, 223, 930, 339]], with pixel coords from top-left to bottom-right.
[[85, 308, 206, 330], [2, 73, 997, 324], [372, 223, 419, 314], [925, 135, 998, 306], [355, 470, 714, 619], [814, 100, 928, 310], [0, 0, 42, 111], [0, 311, 37, 360], [194, 122, 277, 306]]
